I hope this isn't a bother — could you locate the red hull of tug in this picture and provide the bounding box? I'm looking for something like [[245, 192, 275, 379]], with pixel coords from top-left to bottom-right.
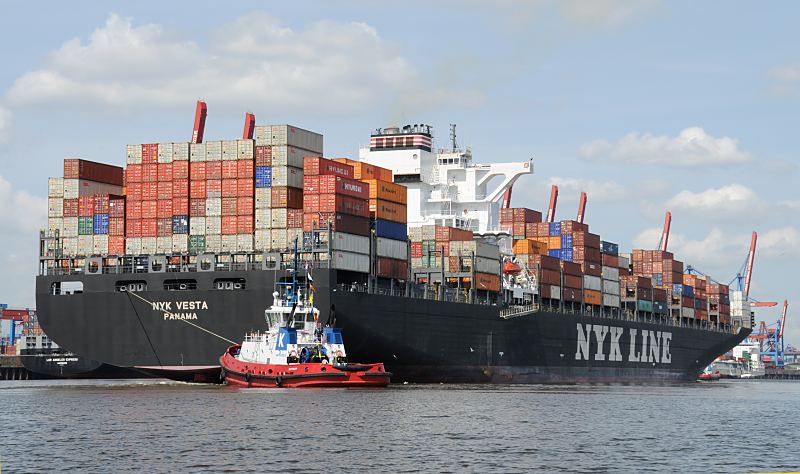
[[219, 345, 391, 388]]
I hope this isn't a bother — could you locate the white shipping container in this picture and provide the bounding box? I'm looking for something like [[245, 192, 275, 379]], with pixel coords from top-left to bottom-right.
[[62, 237, 78, 256], [141, 237, 157, 255], [173, 142, 190, 161], [157, 143, 174, 163], [172, 234, 188, 253], [189, 143, 206, 162], [683, 307, 696, 318], [254, 126, 271, 144], [255, 208, 271, 229], [287, 228, 303, 246], [127, 144, 142, 164], [331, 232, 369, 254], [48, 198, 64, 218], [583, 275, 602, 291], [475, 256, 501, 274], [237, 140, 254, 160], [237, 234, 254, 252], [618, 256, 630, 269], [205, 234, 222, 253], [269, 125, 323, 154], [271, 165, 303, 188], [205, 198, 222, 217], [255, 188, 272, 208], [603, 294, 620, 308], [63, 179, 122, 199], [220, 235, 237, 252], [93, 235, 109, 255], [62, 217, 79, 238], [269, 229, 288, 250], [376, 237, 408, 260], [329, 250, 369, 273], [411, 257, 423, 268], [48, 177, 64, 198], [421, 225, 436, 241], [271, 145, 310, 168], [550, 285, 561, 300], [78, 235, 94, 256], [222, 140, 238, 161], [189, 217, 206, 235], [269, 208, 288, 229], [603, 280, 620, 296], [205, 216, 221, 235], [461, 240, 499, 259], [254, 229, 271, 251], [407, 226, 422, 242], [206, 141, 222, 161], [601, 266, 620, 281], [47, 217, 63, 233], [156, 237, 171, 254]]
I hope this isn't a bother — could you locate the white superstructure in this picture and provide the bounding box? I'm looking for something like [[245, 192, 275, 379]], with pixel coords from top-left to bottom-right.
[[358, 124, 532, 235]]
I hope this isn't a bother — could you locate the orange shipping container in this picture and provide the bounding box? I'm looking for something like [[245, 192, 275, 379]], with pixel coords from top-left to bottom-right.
[[158, 163, 174, 182], [108, 236, 125, 255], [513, 239, 548, 255], [584, 289, 602, 306], [471, 272, 501, 293], [221, 197, 238, 216], [237, 215, 254, 234], [141, 219, 157, 237], [237, 160, 254, 178], [237, 179, 253, 197], [157, 199, 173, 218], [361, 179, 407, 204], [190, 180, 206, 198], [190, 162, 206, 180], [271, 186, 303, 209], [303, 156, 354, 178], [221, 216, 238, 235], [547, 236, 561, 250], [221, 161, 238, 179], [370, 199, 407, 224], [157, 181, 172, 200], [221, 179, 237, 197], [173, 197, 189, 215]]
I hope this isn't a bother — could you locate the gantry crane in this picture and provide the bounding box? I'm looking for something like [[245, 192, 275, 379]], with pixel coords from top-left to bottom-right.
[[546, 184, 558, 223], [243, 112, 255, 140], [191, 100, 208, 144], [576, 192, 587, 224], [752, 300, 789, 366]]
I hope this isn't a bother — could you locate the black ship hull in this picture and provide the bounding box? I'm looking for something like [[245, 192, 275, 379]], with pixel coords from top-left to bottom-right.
[[19, 348, 147, 379], [35, 270, 749, 383]]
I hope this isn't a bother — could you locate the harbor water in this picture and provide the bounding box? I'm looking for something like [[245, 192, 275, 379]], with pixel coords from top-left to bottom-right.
[[1, 380, 798, 472]]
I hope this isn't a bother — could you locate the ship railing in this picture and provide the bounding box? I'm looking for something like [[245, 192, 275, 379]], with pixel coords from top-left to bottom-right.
[[336, 283, 485, 306]]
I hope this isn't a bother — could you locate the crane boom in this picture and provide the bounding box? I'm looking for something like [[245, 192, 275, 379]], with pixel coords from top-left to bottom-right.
[[779, 300, 788, 339], [191, 100, 208, 144], [546, 184, 558, 223], [242, 112, 255, 140], [743, 231, 757, 300], [577, 192, 587, 224], [659, 211, 672, 252], [501, 186, 513, 209]]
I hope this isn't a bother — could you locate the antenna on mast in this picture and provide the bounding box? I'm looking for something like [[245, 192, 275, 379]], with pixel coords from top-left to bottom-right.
[[450, 124, 458, 151]]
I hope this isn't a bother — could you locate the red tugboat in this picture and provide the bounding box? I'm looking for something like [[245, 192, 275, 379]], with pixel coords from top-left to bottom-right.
[[220, 249, 390, 388]]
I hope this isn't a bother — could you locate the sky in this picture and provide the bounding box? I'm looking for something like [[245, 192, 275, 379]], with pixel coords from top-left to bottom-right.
[[0, 1, 798, 344]]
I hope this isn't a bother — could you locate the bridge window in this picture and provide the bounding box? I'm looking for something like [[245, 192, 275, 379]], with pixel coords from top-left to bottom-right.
[[164, 279, 197, 291], [116, 281, 147, 292], [51, 281, 84, 295], [214, 278, 246, 290]]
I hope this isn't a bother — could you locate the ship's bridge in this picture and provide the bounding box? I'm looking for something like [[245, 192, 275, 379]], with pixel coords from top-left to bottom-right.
[[358, 124, 533, 234]]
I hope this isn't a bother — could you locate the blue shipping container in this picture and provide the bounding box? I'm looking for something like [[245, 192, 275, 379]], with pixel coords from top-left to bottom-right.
[[561, 235, 573, 248], [93, 214, 109, 234], [172, 215, 189, 234], [560, 248, 573, 262], [548, 249, 560, 258], [549, 223, 561, 236], [255, 167, 272, 188], [600, 241, 619, 256], [652, 273, 663, 286], [672, 283, 683, 295], [373, 219, 407, 241], [684, 285, 695, 298]]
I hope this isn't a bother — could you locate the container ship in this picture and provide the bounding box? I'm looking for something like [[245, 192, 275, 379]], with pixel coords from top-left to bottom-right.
[[35, 102, 750, 383]]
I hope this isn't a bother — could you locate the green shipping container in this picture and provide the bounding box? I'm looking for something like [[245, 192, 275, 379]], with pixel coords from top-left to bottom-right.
[[188, 235, 206, 254], [637, 300, 653, 313], [78, 216, 94, 235]]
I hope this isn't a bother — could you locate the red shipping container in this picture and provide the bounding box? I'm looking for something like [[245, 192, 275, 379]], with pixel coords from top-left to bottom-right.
[[109, 217, 125, 236], [63, 198, 79, 217], [158, 163, 173, 182], [78, 196, 94, 216], [141, 144, 158, 164], [512, 208, 542, 223], [237, 215, 254, 234], [319, 194, 369, 218], [206, 179, 222, 197], [126, 164, 142, 183], [141, 200, 158, 219], [411, 241, 422, 258], [126, 201, 142, 220], [376, 257, 408, 280], [173, 179, 189, 197], [173, 161, 189, 179], [304, 156, 354, 178], [157, 199, 173, 218], [190, 198, 206, 216], [157, 218, 172, 236], [109, 197, 125, 217], [143, 182, 159, 201], [317, 175, 369, 200], [303, 194, 320, 212], [304, 175, 319, 194], [63, 158, 124, 185], [127, 182, 142, 201], [108, 236, 125, 255], [126, 219, 141, 237], [302, 212, 370, 235], [237, 179, 254, 197], [190, 180, 207, 198], [206, 161, 222, 180], [221, 197, 238, 216], [287, 209, 303, 228], [271, 187, 303, 209], [255, 146, 272, 167], [221, 216, 238, 235], [221, 179, 237, 197], [237, 197, 254, 216], [172, 197, 189, 215], [142, 164, 158, 183], [237, 160, 254, 178], [190, 162, 206, 181], [157, 181, 172, 200], [141, 218, 158, 237], [221, 161, 238, 179]]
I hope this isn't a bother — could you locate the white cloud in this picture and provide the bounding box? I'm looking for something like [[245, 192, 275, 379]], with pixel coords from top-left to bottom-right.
[[666, 184, 758, 214], [759, 227, 800, 258], [558, 0, 660, 27], [7, 13, 483, 114], [0, 106, 10, 143], [548, 176, 627, 202], [769, 64, 800, 95], [632, 227, 747, 274], [0, 175, 47, 236], [581, 127, 753, 167]]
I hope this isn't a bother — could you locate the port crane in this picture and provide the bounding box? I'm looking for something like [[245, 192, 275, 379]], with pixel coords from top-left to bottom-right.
[[191, 100, 208, 144], [751, 300, 789, 366], [243, 112, 255, 139], [546, 185, 558, 223], [576, 192, 587, 224], [657, 211, 671, 252]]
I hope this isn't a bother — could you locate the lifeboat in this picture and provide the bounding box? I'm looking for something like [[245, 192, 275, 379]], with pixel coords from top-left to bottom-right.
[[503, 260, 522, 275]]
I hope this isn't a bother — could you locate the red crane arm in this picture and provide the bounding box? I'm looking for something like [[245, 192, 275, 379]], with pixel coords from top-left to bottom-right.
[[191, 100, 208, 144], [546, 185, 558, 223], [501, 186, 513, 209], [577, 192, 587, 224], [744, 231, 757, 300], [779, 300, 788, 339], [243, 112, 255, 140], [659, 211, 672, 252]]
